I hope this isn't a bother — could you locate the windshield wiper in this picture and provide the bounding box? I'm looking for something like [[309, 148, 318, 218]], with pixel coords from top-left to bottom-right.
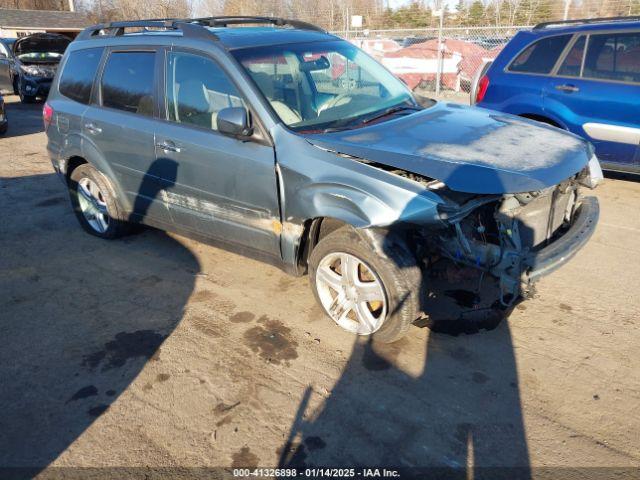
[[361, 105, 421, 125], [297, 104, 421, 134]]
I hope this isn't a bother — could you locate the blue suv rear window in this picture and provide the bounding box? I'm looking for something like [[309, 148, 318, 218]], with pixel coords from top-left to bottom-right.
[[509, 35, 572, 75]]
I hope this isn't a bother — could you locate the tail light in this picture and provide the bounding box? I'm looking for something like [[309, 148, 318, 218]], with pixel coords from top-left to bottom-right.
[[475, 75, 490, 104], [43, 102, 53, 131]]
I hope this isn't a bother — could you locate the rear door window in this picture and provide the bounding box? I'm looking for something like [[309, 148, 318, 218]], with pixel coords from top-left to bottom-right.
[[509, 35, 572, 74], [59, 48, 104, 104], [101, 51, 156, 116], [583, 32, 640, 84]]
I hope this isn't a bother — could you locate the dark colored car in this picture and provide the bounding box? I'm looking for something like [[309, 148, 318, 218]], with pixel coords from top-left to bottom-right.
[[0, 37, 16, 94], [13, 33, 71, 103], [45, 17, 601, 343], [0, 92, 7, 134], [474, 16, 640, 174]]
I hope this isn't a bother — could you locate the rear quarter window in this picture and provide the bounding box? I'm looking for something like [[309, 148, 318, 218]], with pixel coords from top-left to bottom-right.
[[59, 48, 104, 104], [509, 35, 572, 74]]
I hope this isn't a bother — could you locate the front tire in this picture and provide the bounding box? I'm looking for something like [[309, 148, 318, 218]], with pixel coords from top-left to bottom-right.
[[69, 164, 130, 239], [309, 226, 423, 343], [19, 91, 35, 103]]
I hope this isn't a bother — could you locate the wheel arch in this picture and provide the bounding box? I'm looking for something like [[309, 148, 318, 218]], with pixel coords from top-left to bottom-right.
[[294, 217, 350, 275], [518, 113, 565, 129], [65, 155, 88, 182], [77, 140, 132, 213]]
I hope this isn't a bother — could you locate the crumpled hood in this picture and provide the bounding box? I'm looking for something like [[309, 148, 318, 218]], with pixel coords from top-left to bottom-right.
[[305, 102, 592, 194]]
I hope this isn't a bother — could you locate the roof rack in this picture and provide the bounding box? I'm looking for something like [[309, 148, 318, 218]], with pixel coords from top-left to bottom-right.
[[534, 15, 640, 30], [76, 19, 219, 41], [76, 16, 326, 41], [174, 16, 326, 32]]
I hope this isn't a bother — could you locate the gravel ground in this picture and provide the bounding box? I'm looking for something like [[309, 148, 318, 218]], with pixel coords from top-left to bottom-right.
[[1, 96, 639, 479]]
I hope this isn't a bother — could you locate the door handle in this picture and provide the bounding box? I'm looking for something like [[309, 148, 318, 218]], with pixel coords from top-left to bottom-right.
[[555, 84, 579, 93], [84, 122, 102, 134], [155, 140, 182, 153]]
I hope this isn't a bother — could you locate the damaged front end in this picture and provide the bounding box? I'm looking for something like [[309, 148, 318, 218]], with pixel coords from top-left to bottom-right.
[[434, 158, 601, 305]]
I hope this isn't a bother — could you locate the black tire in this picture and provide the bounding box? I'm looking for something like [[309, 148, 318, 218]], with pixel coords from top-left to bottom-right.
[[19, 92, 35, 104], [69, 163, 130, 239], [12, 76, 18, 95], [309, 226, 423, 343], [0, 121, 7, 135]]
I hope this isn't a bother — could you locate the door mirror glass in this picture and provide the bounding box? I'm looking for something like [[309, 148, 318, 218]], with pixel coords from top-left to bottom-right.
[[217, 107, 253, 137]]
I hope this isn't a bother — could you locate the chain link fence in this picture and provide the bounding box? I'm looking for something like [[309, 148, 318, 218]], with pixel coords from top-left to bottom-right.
[[334, 25, 532, 102]]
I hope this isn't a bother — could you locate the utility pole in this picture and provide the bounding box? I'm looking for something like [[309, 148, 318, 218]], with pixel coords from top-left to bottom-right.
[[563, 0, 571, 20], [435, 7, 444, 96]]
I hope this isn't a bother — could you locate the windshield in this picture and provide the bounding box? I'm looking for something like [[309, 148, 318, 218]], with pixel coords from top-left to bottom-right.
[[232, 40, 419, 132]]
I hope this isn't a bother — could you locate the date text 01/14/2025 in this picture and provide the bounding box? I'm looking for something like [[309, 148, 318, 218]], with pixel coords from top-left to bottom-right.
[[232, 468, 401, 478]]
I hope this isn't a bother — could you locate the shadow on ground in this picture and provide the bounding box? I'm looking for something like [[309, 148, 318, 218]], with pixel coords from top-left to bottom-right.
[[280, 161, 531, 479], [2, 96, 45, 138], [0, 171, 199, 474]]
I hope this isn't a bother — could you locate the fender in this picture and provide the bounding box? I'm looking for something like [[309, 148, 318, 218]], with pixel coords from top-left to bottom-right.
[[499, 100, 569, 131], [280, 181, 442, 273], [500, 100, 548, 119], [542, 97, 582, 134], [61, 133, 83, 161], [279, 182, 390, 272], [272, 124, 443, 272], [49, 131, 82, 177], [80, 134, 133, 213], [480, 91, 545, 117]]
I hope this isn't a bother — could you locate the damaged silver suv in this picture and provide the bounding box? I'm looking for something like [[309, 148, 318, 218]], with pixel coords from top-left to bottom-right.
[[45, 17, 601, 342]]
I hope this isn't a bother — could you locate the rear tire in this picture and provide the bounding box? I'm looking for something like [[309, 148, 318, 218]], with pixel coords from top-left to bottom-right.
[[309, 226, 423, 343], [69, 164, 130, 239]]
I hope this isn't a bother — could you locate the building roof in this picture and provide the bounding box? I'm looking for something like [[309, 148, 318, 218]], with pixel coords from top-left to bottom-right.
[[0, 8, 90, 31]]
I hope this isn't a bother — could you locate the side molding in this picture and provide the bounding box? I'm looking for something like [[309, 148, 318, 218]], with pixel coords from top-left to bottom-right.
[[583, 123, 640, 146]]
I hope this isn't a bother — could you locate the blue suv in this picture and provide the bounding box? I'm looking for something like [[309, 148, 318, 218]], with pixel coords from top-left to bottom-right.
[[475, 16, 640, 173], [46, 17, 601, 342]]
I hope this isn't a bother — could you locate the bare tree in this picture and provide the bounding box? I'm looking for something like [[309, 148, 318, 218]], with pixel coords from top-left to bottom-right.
[[0, 0, 67, 9]]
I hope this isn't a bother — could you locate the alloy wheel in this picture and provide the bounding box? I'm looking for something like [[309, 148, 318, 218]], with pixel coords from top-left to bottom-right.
[[315, 252, 387, 335], [77, 177, 110, 233]]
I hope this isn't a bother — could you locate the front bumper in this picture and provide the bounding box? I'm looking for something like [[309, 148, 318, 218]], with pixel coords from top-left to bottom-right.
[[20, 77, 52, 97], [524, 196, 599, 284]]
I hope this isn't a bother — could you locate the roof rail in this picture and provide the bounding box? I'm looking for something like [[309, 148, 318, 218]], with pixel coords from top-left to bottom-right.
[[76, 19, 218, 41], [534, 15, 640, 30], [181, 16, 326, 32]]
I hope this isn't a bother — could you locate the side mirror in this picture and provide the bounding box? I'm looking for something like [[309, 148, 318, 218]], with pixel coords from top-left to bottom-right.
[[217, 107, 253, 138]]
